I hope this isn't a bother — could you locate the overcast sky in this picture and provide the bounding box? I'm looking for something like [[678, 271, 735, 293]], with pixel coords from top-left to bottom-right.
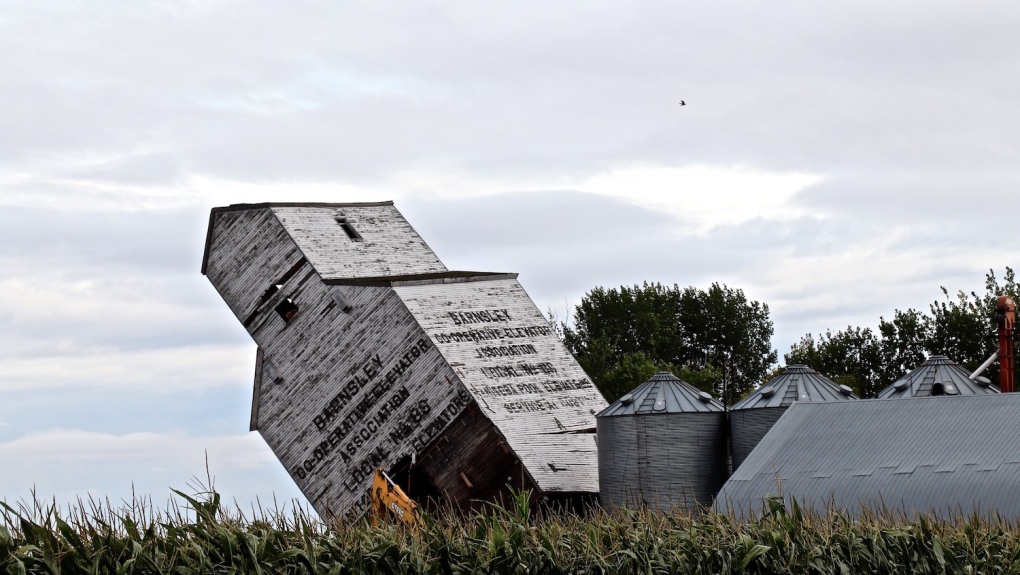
[[2, 1, 1019, 513]]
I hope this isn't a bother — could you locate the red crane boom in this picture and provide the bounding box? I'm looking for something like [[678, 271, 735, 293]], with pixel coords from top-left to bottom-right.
[[997, 296, 1015, 393]]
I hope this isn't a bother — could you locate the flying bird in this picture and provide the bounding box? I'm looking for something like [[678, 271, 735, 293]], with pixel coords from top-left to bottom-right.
[[679, 100, 686, 106]]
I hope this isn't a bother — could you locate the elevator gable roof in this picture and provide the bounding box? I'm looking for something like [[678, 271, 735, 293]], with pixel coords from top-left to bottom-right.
[[877, 355, 1000, 399], [731, 365, 857, 410], [597, 372, 723, 416], [202, 202, 448, 279]]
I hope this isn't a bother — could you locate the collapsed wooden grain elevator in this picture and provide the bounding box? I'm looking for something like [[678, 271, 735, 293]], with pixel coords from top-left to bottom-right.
[[202, 202, 608, 517]]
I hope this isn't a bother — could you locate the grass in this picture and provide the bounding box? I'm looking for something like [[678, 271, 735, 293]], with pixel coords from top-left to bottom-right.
[[4, 487, 1020, 574]]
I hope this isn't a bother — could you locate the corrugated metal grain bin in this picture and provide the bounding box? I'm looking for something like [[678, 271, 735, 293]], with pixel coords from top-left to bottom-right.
[[716, 394, 1020, 520], [877, 355, 1000, 399], [730, 365, 857, 471], [596, 372, 726, 512]]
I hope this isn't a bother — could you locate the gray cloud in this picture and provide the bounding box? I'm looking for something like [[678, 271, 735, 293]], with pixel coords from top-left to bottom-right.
[[0, 206, 243, 351], [3, 0, 1020, 509], [403, 189, 1008, 356], [401, 191, 676, 252], [4, 1, 1019, 185], [0, 206, 206, 271], [0, 384, 253, 443], [796, 171, 1020, 229], [0, 429, 305, 512]]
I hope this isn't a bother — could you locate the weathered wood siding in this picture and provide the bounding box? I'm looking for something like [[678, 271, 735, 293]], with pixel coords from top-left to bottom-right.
[[204, 206, 468, 516], [272, 206, 447, 280], [250, 275, 467, 515], [395, 279, 608, 495], [204, 208, 306, 320]]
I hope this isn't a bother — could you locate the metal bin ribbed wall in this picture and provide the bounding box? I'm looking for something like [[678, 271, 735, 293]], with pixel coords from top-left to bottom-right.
[[598, 411, 726, 512], [729, 407, 786, 471]]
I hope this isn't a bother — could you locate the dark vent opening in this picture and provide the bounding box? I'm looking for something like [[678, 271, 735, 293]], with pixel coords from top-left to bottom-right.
[[336, 217, 363, 241], [931, 382, 945, 396], [275, 298, 300, 323]]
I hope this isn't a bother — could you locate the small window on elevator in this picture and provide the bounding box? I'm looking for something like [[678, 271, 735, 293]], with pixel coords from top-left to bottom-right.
[[275, 298, 300, 323], [336, 217, 363, 241]]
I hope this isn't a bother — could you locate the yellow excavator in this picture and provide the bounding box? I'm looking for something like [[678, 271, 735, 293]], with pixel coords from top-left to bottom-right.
[[369, 468, 419, 526]]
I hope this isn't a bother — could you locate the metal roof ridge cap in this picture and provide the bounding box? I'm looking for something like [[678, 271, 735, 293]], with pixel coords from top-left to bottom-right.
[[212, 201, 395, 214], [325, 271, 519, 286], [390, 273, 519, 287]]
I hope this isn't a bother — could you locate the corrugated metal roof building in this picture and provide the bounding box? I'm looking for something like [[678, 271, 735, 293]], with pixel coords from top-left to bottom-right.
[[596, 372, 727, 511], [729, 365, 857, 470], [716, 394, 1020, 519], [202, 202, 608, 517], [877, 355, 999, 398]]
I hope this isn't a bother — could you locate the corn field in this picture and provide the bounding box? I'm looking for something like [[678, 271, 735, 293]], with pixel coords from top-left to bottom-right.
[[4, 489, 1020, 575]]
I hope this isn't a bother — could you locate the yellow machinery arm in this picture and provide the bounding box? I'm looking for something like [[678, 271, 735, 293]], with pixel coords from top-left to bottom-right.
[[369, 468, 419, 526]]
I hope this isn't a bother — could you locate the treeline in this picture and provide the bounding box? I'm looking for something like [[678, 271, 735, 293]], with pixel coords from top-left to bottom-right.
[[563, 268, 1017, 402], [786, 268, 1018, 397], [562, 283, 776, 404]]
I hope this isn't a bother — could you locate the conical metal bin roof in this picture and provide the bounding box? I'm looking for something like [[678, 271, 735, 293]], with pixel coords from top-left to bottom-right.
[[731, 364, 858, 410], [877, 355, 1000, 398], [597, 372, 723, 416]]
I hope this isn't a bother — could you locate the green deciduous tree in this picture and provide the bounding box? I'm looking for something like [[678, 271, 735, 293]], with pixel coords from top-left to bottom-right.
[[785, 328, 883, 397], [876, 308, 928, 382], [563, 282, 777, 404], [926, 287, 993, 372], [787, 267, 1019, 397]]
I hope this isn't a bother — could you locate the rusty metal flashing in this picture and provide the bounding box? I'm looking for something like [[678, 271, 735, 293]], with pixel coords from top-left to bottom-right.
[[324, 271, 518, 287]]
